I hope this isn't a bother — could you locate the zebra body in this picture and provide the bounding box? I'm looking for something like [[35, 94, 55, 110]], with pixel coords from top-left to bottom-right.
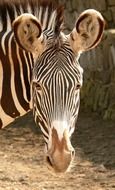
[[0, 31, 32, 127], [0, 0, 105, 172], [0, 0, 60, 127]]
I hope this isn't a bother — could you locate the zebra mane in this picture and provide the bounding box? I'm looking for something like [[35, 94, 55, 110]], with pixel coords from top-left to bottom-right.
[[0, 0, 64, 33]]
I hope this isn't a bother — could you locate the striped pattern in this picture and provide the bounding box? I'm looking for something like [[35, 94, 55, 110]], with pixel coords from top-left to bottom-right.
[[32, 40, 83, 143], [0, 27, 33, 127], [0, 0, 64, 128], [0, 1, 105, 173]]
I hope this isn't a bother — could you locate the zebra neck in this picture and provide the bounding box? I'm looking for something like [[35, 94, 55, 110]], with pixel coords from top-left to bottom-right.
[[0, 31, 33, 128]]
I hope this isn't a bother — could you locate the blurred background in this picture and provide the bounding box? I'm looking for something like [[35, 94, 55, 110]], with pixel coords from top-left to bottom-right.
[[58, 0, 115, 120]]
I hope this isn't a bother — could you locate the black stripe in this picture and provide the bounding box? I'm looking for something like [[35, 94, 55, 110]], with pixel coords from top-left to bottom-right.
[[0, 119, 3, 128], [0, 32, 20, 117], [11, 37, 30, 111], [25, 51, 33, 101], [36, 116, 49, 135]]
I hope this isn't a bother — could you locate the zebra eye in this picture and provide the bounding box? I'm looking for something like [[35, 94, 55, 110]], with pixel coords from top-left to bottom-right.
[[32, 81, 42, 91], [36, 83, 42, 91]]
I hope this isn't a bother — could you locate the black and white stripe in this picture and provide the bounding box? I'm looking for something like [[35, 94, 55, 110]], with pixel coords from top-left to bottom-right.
[[32, 38, 83, 141], [0, 1, 105, 173], [0, 0, 63, 128]]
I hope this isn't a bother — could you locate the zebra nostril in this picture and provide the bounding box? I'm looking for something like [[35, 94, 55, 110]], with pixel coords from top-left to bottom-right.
[[46, 156, 53, 167], [76, 83, 81, 90], [71, 149, 75, 158]]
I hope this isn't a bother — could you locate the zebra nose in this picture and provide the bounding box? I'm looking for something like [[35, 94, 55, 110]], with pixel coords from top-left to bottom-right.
[[46, 150, 74, 173]]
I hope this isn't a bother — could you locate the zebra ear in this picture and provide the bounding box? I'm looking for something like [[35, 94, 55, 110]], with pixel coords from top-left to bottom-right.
[[69, 9, 105, 53], [12, 13, 44, 53]]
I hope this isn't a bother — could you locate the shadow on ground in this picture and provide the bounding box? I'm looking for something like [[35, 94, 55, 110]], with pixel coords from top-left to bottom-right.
[[73, 110, 115, 170]]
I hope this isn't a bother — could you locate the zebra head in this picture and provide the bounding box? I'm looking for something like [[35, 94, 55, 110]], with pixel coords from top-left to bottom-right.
[[12, 9, 104, 173]]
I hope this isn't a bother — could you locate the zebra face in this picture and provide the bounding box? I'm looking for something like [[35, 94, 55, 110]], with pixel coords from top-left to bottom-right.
[[31, 42, 83, 172], [12, 9, 104, 173]]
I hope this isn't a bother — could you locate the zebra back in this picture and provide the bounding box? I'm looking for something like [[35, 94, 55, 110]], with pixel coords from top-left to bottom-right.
[[0, 0, 64, 33]]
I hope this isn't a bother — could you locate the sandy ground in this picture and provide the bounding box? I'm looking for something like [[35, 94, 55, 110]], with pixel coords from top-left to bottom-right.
[[0, 111, 115, 190]]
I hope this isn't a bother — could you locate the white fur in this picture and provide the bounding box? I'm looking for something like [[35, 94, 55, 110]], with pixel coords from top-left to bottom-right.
[[52, 120, 68, 141]]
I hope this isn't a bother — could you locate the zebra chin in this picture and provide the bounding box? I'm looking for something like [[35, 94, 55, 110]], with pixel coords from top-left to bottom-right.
[[45, 128, 75, 173]]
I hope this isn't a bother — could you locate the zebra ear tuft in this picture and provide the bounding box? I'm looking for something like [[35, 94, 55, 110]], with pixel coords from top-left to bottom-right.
[[69, 9, 105, 53], [12, 13, 43, 53]]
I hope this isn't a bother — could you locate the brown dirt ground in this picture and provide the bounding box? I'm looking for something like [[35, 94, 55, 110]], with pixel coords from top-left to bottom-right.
[[0, 111, 115, 190]]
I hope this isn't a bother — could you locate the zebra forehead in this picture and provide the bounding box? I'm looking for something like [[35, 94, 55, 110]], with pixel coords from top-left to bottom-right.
[[34, 57, 83, 86]]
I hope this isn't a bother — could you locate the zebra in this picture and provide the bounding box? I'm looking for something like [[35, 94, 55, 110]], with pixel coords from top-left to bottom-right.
[[0, 0, 105, 173]]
